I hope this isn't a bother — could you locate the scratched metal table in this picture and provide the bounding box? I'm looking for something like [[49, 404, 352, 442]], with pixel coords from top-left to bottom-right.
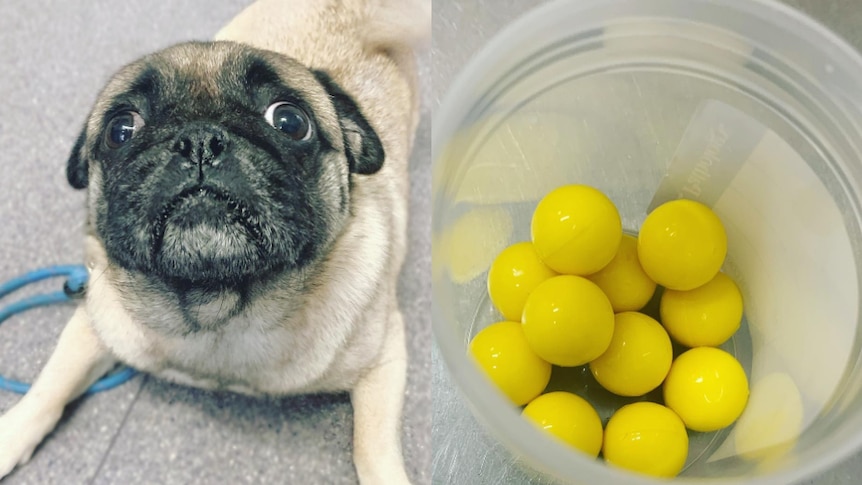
[[431, 1, 862, 484]]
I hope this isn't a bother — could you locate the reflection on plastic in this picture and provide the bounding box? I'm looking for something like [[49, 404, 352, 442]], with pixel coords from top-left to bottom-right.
[[451, 113, 584, 205], [438, 206, 514, 284], [656, 101, 857, 463], [734, 373, 803, 460], [649, 101, 766, 210]]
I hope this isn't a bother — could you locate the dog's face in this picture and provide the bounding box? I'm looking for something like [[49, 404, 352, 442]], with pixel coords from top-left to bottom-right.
[[67, 42, 383, 288]]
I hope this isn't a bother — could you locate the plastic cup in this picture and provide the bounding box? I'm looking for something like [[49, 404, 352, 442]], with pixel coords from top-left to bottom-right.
[[432, 0, 862, 483]]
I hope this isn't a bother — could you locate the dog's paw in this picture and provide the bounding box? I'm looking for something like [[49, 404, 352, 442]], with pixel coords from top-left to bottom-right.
[[0, 402, 62, 480], [356, 457, 412, 485], [357, 469, 410, 485]]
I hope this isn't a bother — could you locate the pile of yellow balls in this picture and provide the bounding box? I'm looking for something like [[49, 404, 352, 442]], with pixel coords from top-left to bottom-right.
[[469, 184, 749, 478]]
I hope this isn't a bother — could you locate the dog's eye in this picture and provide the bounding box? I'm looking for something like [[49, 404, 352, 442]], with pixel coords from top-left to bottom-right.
[[264, 102, 311, 141], [105, 111, 145, 149]]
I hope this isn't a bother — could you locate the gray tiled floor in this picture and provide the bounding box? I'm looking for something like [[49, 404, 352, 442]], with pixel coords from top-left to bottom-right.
[[0, 2, 430, 484]]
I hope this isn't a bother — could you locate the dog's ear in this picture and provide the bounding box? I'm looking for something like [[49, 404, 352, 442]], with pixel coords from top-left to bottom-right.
[[313, 70, 385, 175], [66, 130, 89, 189]]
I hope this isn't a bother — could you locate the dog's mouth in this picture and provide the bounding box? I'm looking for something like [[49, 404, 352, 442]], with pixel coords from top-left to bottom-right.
[[151, 186, 263, 258]]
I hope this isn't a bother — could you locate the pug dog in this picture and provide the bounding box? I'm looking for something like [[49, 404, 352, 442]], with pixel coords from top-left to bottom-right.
[[0, 0, 428, 483]]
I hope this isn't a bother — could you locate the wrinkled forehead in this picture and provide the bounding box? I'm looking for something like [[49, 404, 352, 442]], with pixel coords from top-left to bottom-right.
[[86, 41, 340, 139]]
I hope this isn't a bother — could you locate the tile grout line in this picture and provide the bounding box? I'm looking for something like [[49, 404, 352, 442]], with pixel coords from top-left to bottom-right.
[[86, 374, 149, 485]]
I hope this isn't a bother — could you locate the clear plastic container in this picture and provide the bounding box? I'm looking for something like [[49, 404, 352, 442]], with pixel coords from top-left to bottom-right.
[[432, 0, 862, 483]]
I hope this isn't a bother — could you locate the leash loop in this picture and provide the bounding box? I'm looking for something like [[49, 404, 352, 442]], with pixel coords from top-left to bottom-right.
[[0, 265, 137, 394]]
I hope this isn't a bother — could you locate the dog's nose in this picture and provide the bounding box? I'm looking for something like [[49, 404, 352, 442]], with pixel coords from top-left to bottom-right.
[[172, 124, 228, 169]]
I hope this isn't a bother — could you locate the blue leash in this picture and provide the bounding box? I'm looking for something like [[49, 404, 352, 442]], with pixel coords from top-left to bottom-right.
[[0, 265, 137, 394]]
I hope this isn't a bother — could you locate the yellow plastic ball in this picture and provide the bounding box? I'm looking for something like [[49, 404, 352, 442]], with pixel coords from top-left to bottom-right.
[[530, 185, 622, 275], [663, 347, 749, 432], [603, 402, 689, 478], [638, 199, 727, 291], [469, 321, 552, 406], [660, 272, 744, 347], [589, 312, 673, 397], [587, 234, 657, 312], [488, 242, 557, 322], [521, 275, 615, 366], [521, 391, 603, 457]]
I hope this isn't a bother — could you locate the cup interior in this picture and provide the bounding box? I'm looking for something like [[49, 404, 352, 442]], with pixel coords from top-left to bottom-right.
[[433, 0, 862, 483]]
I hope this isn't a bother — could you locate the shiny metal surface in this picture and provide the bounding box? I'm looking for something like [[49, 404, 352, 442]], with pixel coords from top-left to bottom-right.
[[431, 1, 862, 484]]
